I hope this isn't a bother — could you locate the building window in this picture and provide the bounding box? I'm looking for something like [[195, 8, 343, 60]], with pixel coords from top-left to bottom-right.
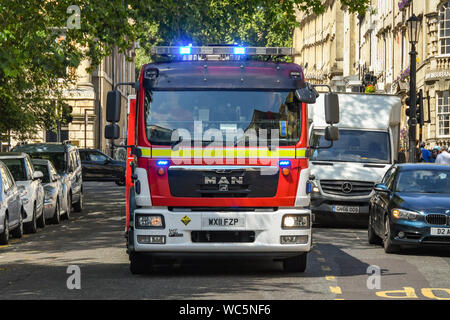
[[439, 1, 450, 55], [437, 91, 450, 137]]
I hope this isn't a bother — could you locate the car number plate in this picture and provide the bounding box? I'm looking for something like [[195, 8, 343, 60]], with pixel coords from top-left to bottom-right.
[[430, 228, 450, 236], [333, 206, 360, 214], [202, 217, 245, 228]]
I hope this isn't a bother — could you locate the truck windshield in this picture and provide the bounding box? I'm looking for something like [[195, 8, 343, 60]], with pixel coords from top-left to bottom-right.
[[144, 90, 302, 146], [310, 130, 391, 164]]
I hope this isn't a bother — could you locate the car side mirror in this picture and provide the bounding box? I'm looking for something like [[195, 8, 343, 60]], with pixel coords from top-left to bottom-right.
[[106, 90, 121, 122], [105, 124, 120, 140], [33, 171, 44, 180], [374, 184, 390, 193]]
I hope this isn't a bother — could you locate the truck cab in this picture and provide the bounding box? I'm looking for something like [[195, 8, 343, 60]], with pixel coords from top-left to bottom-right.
[[308, 93, 401, 226], [105, 46, 339, 274]]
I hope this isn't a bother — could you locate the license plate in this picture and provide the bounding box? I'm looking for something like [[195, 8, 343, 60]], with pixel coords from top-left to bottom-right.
[[202, 217, 245, 228], [332, 206, 360, 214], [430, 228, 450, 236]]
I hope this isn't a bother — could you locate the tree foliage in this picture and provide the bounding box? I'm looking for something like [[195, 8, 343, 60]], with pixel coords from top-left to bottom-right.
[[0, 0, 370, 141]]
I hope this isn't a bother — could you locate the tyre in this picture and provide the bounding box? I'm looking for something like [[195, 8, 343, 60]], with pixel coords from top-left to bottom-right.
[[24, 204, 37, 234], [65, 193, 71, 220], [384, 216, 400, 254], [0, 215, 9, 245], [368, 216, 382, 245], [73, 192, 82, 212], [51, 199, 61, 224], [37, 201, 46, 228], [283, 253, 308, 273], [130, 253, 152, 275], [11, 210, 23, 239]]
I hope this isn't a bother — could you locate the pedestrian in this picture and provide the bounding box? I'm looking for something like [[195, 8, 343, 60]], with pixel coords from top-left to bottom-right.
[[435, 146, 450, 165], [419, 142, 432, 163], [430, 146, 440, 163]]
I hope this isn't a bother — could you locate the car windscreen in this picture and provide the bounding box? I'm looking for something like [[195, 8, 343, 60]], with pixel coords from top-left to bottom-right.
[[1, 159, 28, 181], [28, 152, 66, 174], [32, 164, 50, 183], [395, 169, 450, 194], [310, 130, 391, 164], [144, 90, 302, 147]]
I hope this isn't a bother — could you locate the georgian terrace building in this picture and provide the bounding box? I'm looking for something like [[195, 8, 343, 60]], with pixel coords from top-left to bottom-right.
[[294, 0, 450, 151]]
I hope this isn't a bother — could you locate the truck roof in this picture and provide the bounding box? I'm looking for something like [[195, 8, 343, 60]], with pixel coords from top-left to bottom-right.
[[309, 92, 402, 130], [142, 60, 305, 91]]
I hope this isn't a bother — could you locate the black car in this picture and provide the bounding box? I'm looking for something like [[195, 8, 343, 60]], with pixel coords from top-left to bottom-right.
[[0, 161, 24, 244], [368, 164, 450, 253], [79, 149, 126, 186]]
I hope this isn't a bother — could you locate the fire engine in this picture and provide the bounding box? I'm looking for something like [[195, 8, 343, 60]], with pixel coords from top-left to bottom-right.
[[105, 46, 340, 274]]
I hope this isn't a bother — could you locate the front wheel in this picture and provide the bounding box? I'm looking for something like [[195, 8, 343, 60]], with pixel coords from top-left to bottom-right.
[[51, 199, 61, 224], [384, 217, 400, 254], [37, 201, 46, 228], [0, 215, 9, 245], [282, 253, 307, 273], [73, 192, 83, 212], [24, 204, 37, 234], [368, 216, 382, 245], [11, 210, 23, 239], [130, 253, 153, 275], [65, 194, 71, 220]]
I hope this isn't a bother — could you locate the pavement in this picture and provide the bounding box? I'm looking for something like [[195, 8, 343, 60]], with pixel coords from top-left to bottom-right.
[[0, 182, 449, 300]]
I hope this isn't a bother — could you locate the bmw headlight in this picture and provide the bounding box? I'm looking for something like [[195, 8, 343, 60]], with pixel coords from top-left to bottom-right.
[[392, 208, 422, 221]]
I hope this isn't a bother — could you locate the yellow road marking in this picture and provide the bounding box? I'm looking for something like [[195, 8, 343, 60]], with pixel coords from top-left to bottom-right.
[[0, 267, 7, 271], [0, 245, 9, 249], [330, 286, 342, 294], [317, 257, 326, 262], [314, 250, 322, 255], [321, 266, 331, 272], [326, 275, 336, 281]]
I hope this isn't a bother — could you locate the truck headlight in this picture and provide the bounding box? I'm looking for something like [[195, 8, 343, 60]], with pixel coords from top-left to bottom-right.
[[282, 214, 310, 229], [135, 214, 164, 229], [392, 208, 422, 221]]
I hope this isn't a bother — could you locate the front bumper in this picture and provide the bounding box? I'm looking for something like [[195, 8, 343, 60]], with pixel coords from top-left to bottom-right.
[[130, 207, 312, 258], [310, 192, 370, 225], [389, 220, 450, 247]]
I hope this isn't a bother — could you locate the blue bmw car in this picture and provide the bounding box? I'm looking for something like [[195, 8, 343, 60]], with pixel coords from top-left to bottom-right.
[[368, 164, 450, 253]]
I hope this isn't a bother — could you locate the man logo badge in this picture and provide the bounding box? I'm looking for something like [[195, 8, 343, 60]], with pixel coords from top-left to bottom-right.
[[204, 176, 243, 185]]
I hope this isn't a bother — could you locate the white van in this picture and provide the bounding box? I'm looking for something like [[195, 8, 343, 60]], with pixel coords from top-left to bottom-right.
[[308, 93, 402, 225]]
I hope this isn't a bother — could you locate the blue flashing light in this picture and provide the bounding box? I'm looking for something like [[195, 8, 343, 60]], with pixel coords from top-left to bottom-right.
[[278, 160, 291, 167], [156, 160, 170, 167], [233, 47, 246, 55], [179, 46, 191, 55], [307, 182, 312, 194]]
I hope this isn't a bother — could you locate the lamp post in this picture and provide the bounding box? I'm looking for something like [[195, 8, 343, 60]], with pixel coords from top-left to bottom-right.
[[407, 13, 420, 163]]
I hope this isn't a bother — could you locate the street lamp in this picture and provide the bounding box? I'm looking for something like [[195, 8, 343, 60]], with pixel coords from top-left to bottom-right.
[[406, 14, 421, 163]]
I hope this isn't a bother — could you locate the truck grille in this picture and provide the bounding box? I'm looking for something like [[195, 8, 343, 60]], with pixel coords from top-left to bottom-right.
[[425, 214, 448, 226], [191, 231, 255, 243], [320, 180, 375, 196], [168, 166, 278, 198]]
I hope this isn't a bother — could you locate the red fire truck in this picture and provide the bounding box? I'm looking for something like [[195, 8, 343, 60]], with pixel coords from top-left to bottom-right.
[[105, 46, 339, 274]]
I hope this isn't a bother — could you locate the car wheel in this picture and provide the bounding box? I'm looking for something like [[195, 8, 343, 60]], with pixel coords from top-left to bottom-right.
[[384, 216, 400, 254], [11, 210, 23, 239], [65, 193, 71, 220], [51, 198, 61, 225], [368, 216, 382, 245], [0, 215, 9, 245], [129, 253, 152, 275], [115, 178, 126, 186], [73, 192, 83, 212], [25, 204, 37, 234], [37, 201, 46, 228], [282, 253, 308, 273]]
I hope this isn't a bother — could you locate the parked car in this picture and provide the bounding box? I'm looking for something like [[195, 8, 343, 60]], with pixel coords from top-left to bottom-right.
[[0, 153, 45, 233], [0, 161, 24, 244], [79, 149, 126, 186], [31, 159, 66, 224], [12, 142, 83, 217], [368, 164, 450, 253]]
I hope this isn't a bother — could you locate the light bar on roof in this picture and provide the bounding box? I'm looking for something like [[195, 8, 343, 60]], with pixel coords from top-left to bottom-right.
[[151, 46, 294, 56]]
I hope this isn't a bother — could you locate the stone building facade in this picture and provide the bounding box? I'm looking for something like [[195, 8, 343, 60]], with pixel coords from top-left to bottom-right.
[[294, 0, 450, 150]]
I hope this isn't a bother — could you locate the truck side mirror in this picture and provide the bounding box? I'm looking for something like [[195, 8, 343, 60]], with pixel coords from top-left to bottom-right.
[[106, 91, 121, 123], [324, 126, 339, 141], [324, 93, 339, 125], [296, 83, 319, 104], [105, 124, 120, 140]]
